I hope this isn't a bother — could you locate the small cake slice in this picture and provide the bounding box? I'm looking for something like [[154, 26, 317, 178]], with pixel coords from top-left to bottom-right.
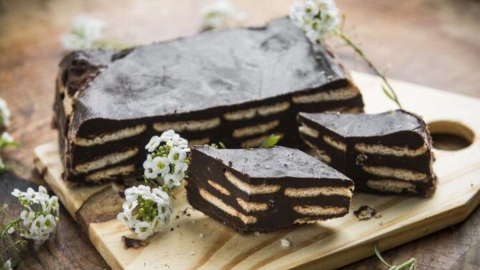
[[186, 145, 354, 233], [298, 110, 436, 197]]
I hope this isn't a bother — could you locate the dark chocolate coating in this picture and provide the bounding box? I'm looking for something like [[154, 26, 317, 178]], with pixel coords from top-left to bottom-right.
[[186, 146, 353, 233], [298, 110, 436, 197], [54, 17, 364, 184], [71, 18, 353, 129], [299, 110, 429, 146], [193, 145, 352, 183]]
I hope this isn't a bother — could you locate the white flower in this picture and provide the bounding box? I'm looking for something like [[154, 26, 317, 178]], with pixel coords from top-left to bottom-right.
[[38, 186, 48, 194], [289, 0, 340, 43], [49, 196, 60, 215], [134, 221, 154, 240], [117, 211, 134, 228], [173, 162, 188, 176], [43, 214, 57, 234], [25, 188, 37, 201], [168, 147, 187, 164], [170, 135, 189, 150], [118, 185, 172, 240], [3, 259, 12, 270], [163, 172, 184, 189], [152, 156, 170, 177], [124, 186, 139, 202], [143, 154, 158, 179], [1, 132, 13, 143], [20, 210, 35, 226], [151, 188, 170, 205], [7, 227, 14, 234], [289, 1, 306, 27], [200, 0, 246, 30], [158, 130, 176, 141], [315, 0, 339, 30], [123, 200, 138, 213], [137, 185, 153, 198], [0, 98, 11, 127], [11, 189, 21, 197], [303, 1, 319, 18], [145, 136, 161, 152], [157, 203, 172, 222], [61, 15, 105, 50]]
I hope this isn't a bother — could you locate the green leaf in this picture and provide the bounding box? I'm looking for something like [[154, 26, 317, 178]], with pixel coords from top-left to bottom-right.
[[261, 134, 281, 148]]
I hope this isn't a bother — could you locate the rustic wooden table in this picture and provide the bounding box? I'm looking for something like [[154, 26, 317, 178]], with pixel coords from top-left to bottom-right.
[[0, 0, 479, 269]]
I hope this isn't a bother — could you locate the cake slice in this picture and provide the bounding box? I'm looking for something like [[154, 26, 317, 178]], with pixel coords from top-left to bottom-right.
[[53, 17, 364, 184], [186, 145, 354, 233], [298, 110, 436, 197]]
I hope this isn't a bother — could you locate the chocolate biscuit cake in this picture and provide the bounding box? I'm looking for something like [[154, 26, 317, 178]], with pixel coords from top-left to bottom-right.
[[53, 17, 364, 184], [186, 145, 354, 233], [298, 110, 436, 197]]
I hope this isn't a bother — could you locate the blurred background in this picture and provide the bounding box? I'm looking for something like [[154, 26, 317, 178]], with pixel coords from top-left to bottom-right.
[[0, 0, 479, 269]]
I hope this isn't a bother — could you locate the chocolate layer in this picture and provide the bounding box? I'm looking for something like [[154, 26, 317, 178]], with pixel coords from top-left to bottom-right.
[[298, 110, 436, 197], [186, 146, 354, 233], [54, 17, 364, 184]]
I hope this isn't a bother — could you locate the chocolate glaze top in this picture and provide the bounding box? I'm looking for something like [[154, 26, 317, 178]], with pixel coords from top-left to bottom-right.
[[67, 17, 351, 128], [299, 110, 429, 138], [194, 145, 352, 182]]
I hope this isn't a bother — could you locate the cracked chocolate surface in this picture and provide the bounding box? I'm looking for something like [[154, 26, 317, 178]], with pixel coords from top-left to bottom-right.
[[54, 17, 364, 184]]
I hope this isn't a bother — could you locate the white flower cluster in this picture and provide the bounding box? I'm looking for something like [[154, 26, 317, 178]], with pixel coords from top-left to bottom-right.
[[200, 0, 247, 31], [0, 97, 14, 149], [143, 130, 189, 189], [117, 185, 172, 240], [2, 259, 12, 270], [289, 0, 340, 43], [11, 186, 59, 245], [61, 15, 105, 50]]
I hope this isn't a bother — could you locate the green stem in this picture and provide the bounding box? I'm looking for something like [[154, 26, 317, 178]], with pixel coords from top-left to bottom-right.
[[0, 239, 25, 255], [5, 234, 19, 254], [374, 242, 392, 267], [0, 218, 20, 239], [333, 29, 403, 109]]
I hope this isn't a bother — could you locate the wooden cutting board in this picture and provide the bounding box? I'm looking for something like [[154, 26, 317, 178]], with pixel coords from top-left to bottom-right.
[[33, 72, 480, 270]]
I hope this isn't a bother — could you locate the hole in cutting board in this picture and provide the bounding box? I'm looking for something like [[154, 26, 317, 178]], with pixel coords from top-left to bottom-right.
[[427, 121, 474, 151]]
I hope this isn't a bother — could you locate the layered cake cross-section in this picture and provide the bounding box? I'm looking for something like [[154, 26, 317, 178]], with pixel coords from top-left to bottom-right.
[[186, 145, 354, 233], [298, 110, 436, 197], [53, 17, 364, 184]]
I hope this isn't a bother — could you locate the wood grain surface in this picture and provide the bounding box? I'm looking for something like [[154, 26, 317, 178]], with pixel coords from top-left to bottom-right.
[[1, 0, 480, 269]]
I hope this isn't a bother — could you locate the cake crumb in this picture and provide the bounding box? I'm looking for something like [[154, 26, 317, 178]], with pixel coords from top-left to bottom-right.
[[191, 220, 196, 225], [354, 205, 378, 221], [281, 238, 291, 248], [199, 233, 205, 238], [254, 231, 263, 236], [190, 251, 196, 256], [121, 236, 147, 249]]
